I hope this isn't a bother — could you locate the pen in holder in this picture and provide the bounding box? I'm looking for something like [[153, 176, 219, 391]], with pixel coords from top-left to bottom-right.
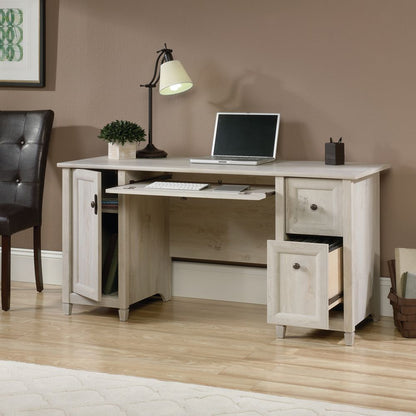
[[325, 137, 344, 165]]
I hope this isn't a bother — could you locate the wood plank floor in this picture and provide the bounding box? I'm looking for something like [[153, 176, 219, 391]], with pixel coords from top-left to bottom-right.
[[1, 282, 415, 413]]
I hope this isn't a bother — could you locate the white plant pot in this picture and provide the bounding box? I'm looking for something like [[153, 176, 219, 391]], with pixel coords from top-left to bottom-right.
[[108, 142, 137, 160]]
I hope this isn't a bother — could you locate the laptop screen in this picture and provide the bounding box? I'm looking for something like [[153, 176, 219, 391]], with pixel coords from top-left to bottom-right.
[[212, 113, 280, 157]]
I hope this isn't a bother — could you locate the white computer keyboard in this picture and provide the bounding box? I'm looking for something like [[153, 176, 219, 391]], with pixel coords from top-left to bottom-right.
[[145, 181, 209, 191]]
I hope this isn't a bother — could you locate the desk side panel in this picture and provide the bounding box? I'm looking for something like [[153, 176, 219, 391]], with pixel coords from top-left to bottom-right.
[[275, 177, 285, 241], [62, 168, 72, 307], [120, 195, 171, 304], [343, 174, 380, 332], [351, 174, 381, 324]]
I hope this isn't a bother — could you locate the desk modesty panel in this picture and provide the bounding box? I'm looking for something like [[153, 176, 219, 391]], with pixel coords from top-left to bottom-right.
[[58, 157, 389, 345]]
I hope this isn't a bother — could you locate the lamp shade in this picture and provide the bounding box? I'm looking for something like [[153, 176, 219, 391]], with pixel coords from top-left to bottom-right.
[[159, 60, 193, 95]]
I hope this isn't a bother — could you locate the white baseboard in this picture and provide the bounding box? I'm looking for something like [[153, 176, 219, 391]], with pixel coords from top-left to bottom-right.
[[2, 248, 63, 286], [3, 248, 393, 316]]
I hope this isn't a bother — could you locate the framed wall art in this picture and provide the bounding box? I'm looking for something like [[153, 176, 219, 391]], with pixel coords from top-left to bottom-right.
[[0, 0, 45, 87]]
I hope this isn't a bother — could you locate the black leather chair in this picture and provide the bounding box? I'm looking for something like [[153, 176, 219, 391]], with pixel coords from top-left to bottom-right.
[[0, 110, 54, 311]]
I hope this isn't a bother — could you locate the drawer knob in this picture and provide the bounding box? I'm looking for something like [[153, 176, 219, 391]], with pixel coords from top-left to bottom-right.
[[310, 203, 318, 211], [293, 262, 301, 270]]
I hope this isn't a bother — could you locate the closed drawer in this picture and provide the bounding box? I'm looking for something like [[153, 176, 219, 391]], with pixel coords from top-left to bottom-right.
[[267, 239, 343, 330], [286, 178, 343, 236]]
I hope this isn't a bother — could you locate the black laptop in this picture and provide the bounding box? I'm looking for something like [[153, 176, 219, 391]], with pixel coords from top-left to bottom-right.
[[190, 112, 280, 165]]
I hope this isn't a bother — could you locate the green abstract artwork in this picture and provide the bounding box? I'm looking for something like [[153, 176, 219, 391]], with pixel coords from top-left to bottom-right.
[[0, 8, 23, 62]]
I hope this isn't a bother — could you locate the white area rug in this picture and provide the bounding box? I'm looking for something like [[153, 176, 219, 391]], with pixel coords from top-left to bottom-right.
[[0, 360, 414, 416]]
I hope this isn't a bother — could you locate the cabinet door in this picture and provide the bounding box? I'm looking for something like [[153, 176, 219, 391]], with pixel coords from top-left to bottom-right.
[[72, 169, 102, 301], [267, 240, 329, 329]]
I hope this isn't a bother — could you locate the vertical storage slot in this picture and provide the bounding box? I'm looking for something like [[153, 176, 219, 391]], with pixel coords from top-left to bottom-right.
[[102, 170, 119, 214], [101, 171, 118, 295], [102, 212, 118, 295], [101, 170, 119, 295]]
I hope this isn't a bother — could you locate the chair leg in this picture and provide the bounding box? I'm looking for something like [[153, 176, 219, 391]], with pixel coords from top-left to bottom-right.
[[33, 226, 43, 293], [1, 235, 11, 311]]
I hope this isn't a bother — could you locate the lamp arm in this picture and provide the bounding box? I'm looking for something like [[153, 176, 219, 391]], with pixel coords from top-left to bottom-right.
[[140, 51, 164, 88], [141, 44, 173, 88]]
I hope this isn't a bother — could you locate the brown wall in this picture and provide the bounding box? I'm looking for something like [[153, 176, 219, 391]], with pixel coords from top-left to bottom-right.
[[1, 0, 415, 275]]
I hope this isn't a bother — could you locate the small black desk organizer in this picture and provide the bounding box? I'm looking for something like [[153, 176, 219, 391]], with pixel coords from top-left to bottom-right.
[[325, 137, 344, 165]]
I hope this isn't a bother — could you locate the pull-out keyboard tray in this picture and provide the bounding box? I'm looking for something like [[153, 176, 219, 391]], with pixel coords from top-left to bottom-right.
[[106, 182, 275, 201]]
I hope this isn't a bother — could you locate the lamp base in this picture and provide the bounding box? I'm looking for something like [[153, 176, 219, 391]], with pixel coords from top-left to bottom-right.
[[136, 143, 167, 158]]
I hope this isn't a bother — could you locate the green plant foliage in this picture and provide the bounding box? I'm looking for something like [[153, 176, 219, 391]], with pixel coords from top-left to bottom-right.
[[98, 120, 146, 145]]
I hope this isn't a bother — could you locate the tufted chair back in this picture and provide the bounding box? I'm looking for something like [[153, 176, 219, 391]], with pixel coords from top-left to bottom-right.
[[0, 110, 54, 230], [0, 109, 54, 312]]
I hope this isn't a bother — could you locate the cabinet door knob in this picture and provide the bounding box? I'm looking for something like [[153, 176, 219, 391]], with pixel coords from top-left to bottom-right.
[[293, 262, 300, 270], [310, 203, 318, 211], [91, 194, 98, 215]]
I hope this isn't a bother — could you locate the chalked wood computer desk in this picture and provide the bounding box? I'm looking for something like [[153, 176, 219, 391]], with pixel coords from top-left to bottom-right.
[[58, 156, 389, 345]]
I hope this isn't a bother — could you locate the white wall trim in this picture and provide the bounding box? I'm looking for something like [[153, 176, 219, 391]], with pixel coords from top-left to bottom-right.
[[3, 248, 394, 316], [1, 247, 63, 286]]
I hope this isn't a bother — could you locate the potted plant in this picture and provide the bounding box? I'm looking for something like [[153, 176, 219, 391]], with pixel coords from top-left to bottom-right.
[[98, 120, 146, 159]]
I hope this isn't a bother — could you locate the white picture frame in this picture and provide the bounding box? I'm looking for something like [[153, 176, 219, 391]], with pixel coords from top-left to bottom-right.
[[0, 0, 45, 87]]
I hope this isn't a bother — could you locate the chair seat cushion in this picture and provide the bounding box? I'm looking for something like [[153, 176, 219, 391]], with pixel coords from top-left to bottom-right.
[[0, 204, 38, 235]]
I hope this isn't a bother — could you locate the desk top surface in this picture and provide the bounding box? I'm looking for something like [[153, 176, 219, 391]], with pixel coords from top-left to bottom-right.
[[57, 156, 389, 180]]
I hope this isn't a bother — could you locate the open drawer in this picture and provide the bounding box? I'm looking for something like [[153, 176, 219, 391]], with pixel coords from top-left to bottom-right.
[[267, 237, 343, 330]]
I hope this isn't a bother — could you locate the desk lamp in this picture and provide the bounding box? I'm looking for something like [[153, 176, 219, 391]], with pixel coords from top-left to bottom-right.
[[136, 43, 193, 158]]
